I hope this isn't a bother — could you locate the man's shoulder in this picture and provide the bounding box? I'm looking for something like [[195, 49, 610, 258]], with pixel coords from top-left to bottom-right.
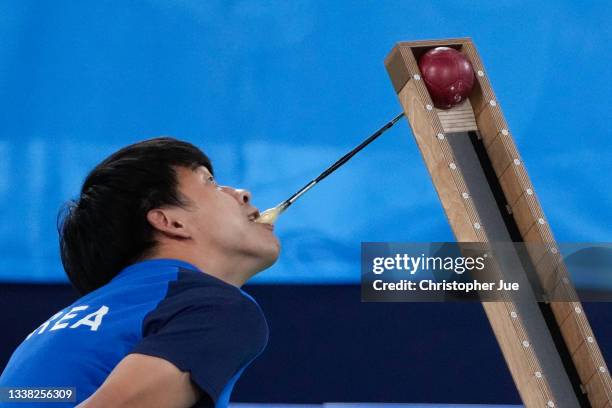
[[165, 267, 254, 302], [141, 267, 269, 351], [158, 267, 266, 323]]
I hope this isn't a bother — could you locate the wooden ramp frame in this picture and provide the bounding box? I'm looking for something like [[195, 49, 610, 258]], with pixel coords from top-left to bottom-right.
[[385, 38, 611, 408]]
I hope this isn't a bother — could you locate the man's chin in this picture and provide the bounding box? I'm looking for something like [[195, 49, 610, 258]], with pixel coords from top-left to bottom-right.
[[255, 242, 281, 272]]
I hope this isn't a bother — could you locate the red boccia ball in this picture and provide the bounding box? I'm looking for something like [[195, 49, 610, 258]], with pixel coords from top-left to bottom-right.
[[418, 47, 475, 109]]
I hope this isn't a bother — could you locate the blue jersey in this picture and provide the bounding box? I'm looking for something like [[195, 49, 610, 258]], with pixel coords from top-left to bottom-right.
[[0, 259, 269, 407]]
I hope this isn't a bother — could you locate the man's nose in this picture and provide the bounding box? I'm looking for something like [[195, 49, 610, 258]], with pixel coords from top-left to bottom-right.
[[221, 186, 251, 205], [235, 188, 252, 204]]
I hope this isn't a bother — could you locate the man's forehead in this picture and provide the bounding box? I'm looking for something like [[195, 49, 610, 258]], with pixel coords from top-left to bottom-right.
[[174, 165, 212, 182], [196, 166, 212, 177]]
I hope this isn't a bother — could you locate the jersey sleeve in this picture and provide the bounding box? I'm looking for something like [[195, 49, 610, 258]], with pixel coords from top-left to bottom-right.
[[129, 278, 268, 404]]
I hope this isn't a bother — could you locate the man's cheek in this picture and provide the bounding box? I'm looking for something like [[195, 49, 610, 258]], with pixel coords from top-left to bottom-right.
[[221, 217, 247, 237]]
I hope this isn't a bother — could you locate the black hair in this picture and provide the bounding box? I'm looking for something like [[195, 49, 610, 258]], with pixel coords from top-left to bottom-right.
[[58, 137, 213, 295]]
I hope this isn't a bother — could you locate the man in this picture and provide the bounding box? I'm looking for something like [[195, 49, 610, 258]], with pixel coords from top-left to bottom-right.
[[0, 137, 280, 407]]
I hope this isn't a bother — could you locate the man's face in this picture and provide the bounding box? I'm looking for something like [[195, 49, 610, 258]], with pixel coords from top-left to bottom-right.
[[173, 165, 280, 272]]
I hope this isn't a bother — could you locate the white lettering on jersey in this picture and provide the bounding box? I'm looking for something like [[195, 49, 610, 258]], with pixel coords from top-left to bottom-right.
[[26, 305, 110, 339], [70, 305, 109, 331], [26, 311, 62, 339], [50, 306, 89, 331]]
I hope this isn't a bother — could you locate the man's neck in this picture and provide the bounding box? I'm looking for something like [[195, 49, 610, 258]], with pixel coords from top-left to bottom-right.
[[146, 244, 255, 287]]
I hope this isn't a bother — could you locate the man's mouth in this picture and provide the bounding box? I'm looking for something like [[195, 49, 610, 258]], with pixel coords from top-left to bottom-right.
[[247, 211, 274, 231], [260, 223, 274, 231], [247, 210, 260, 223]]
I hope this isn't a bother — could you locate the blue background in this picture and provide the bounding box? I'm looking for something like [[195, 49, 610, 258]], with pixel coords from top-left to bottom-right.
[[0, 0, 610, 284]]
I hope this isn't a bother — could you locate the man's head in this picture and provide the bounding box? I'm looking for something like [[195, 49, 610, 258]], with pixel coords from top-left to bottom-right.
[[59, 137, 280, 295]]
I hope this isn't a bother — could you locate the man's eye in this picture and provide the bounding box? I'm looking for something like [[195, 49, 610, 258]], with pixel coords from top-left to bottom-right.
[[208, 176, 217, 185]]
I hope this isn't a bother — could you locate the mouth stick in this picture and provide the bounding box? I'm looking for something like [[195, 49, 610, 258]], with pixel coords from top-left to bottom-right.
[[255, 112, 405, 224]]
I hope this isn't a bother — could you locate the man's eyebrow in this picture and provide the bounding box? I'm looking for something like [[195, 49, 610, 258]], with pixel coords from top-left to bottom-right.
[[196, 166, 212, 179]]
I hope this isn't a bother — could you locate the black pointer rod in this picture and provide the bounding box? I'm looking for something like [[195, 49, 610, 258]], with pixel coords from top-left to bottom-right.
[[255, 111, 405, 224]]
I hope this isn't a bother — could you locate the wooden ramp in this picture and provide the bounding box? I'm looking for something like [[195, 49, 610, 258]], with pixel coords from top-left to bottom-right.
[[385, 38, 611, 408]]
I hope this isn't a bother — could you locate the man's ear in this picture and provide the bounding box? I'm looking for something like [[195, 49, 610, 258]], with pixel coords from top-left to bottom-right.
[[146, 208, 191, 239]]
